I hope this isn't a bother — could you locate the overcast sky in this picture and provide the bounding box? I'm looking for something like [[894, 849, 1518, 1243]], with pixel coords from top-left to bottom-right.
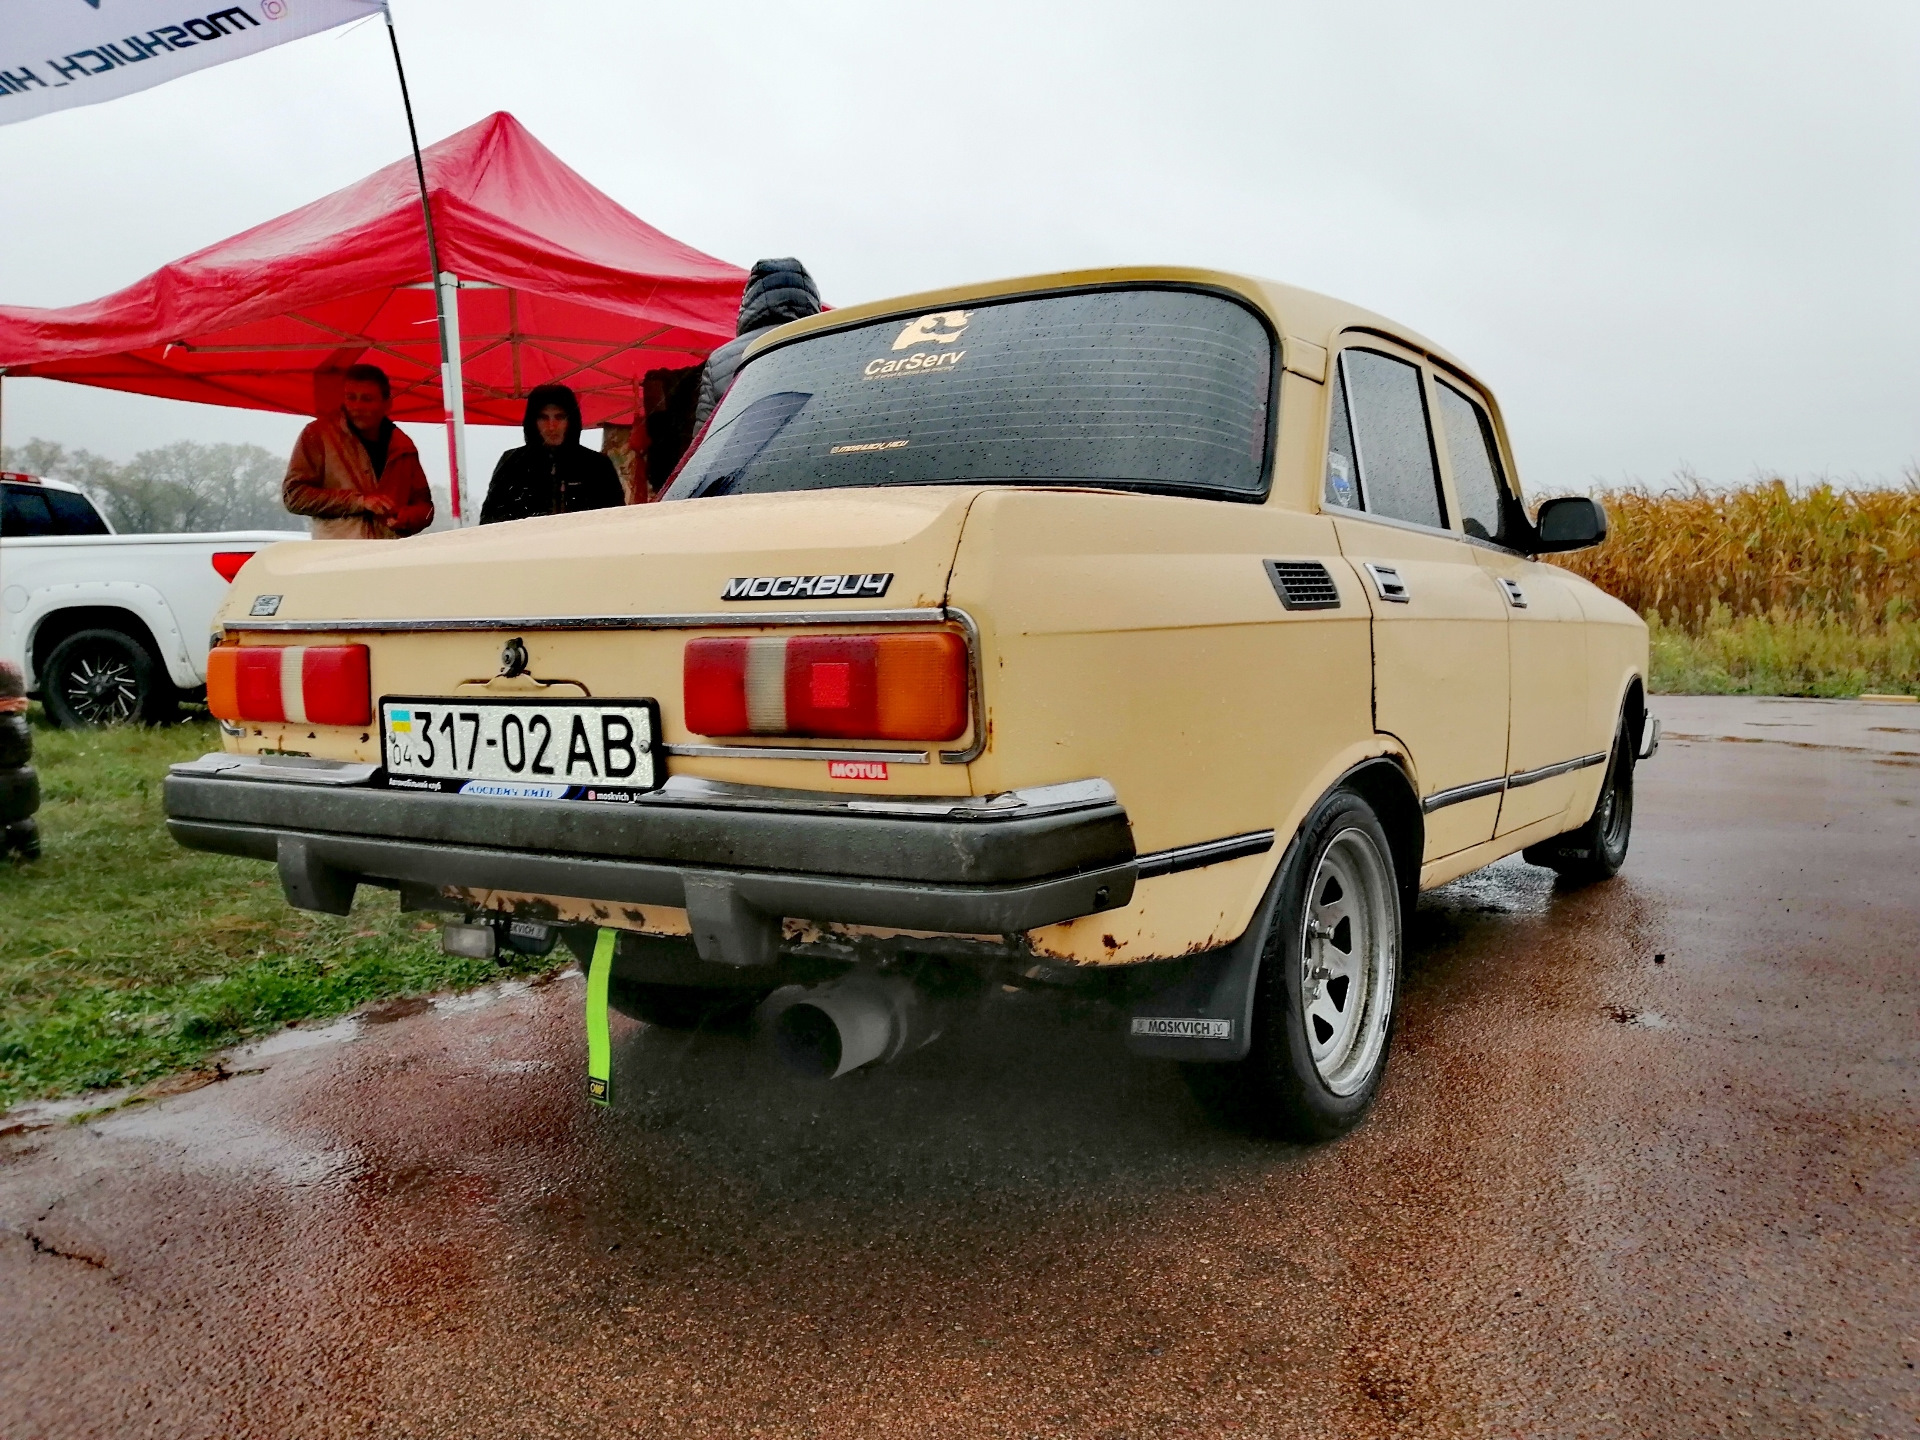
[[2, 0, 1916, 506]]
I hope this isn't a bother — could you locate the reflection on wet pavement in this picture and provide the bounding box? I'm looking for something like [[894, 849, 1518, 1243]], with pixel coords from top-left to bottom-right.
[[2, 739, 1915, 1438]]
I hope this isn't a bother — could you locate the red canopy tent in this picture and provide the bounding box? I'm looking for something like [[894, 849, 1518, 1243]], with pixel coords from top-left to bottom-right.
[[0, 111, 746, 514]]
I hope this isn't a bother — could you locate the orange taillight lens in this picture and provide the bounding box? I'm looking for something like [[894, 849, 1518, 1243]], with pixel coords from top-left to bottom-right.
[[684, 632, 969, 742], [206, 645, 370, 727]]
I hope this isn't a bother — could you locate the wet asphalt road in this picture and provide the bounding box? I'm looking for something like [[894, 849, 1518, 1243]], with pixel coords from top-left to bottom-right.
[[2, 714, 1917, 1439]]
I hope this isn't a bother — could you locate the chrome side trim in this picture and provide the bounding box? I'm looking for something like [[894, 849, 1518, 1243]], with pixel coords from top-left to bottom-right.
[[1506, 751, 1607, 789], [224, 607, 948, 634], [1420, 776, 1507, 813], [667, 743, 930, 765], [1135, 829, 1276, 879], [1421, 750, 1609, 811]]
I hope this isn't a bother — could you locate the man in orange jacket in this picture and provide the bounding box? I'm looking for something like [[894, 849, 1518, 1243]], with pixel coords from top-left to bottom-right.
[[282, 364, 435, 539]]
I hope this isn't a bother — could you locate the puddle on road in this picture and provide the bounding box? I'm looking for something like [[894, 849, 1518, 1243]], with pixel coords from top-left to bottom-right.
[[239, 1014, 364, 1060], [1420, 854, 1560, 919]]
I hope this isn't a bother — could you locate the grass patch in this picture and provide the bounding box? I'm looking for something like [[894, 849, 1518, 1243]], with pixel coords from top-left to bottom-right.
[[1650, 609, 1920, 697], [0, 713, 564, 1110]]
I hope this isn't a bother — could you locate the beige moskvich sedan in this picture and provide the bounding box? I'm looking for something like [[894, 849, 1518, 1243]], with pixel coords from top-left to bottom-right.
[[165, 267, 1653, 1140]]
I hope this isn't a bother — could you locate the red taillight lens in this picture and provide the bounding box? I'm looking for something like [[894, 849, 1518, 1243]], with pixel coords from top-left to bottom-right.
[[684, 632, 968, 742], [206, 645, 370, 727], [210, 551, 255, 582]]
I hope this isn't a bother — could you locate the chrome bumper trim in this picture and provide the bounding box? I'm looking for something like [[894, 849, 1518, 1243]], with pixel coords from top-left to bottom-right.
[[1637, 717, 1661, 760], [166, 757, 1117, 823], [168, 753, 381, 787]]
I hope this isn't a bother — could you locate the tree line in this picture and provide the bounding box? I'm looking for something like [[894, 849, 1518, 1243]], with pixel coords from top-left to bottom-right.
[[2, 437, 292, 533]]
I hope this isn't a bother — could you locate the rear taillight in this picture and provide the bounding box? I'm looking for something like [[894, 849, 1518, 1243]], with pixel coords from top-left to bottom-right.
[[684, 632, 969, 741], [206, 645, 371, 727], [210, 551, 255, 582]]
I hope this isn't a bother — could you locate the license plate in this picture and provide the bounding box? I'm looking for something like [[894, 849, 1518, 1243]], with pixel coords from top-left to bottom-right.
[[380, 697, 664, 799]]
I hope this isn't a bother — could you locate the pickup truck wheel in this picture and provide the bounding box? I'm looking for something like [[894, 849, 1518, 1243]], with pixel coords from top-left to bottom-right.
[[1193, 789, 1401, 1142], [40, 629, 177, 728], [607, 978, 763, 1033], [1522, 723, 1633, 884]]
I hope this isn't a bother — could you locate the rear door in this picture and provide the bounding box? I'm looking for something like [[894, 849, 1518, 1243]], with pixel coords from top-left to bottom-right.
[[1429, 379, 1592, 835], [1325, 344, 1511, 860]]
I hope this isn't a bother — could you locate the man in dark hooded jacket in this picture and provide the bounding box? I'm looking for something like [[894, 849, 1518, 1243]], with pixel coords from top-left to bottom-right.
[[479, 384, 626, 525], [692, 258, 823, 428]]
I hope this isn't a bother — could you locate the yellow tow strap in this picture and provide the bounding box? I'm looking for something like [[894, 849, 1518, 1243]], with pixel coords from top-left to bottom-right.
[[586, 927, 614, 1106]]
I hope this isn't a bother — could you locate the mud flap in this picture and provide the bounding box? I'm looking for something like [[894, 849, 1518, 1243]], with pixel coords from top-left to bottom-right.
[[586, 928, 614, 1106], [1124, 857, 1289, 1064]]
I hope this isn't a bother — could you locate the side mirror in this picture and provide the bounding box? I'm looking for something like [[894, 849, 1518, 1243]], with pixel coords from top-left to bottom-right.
[[1530, 495, 1608, 554]]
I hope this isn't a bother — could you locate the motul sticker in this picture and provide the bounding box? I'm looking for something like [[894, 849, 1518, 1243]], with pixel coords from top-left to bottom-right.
[[828, 760, 888, 781], [1130, 1017, 1233, 1040]]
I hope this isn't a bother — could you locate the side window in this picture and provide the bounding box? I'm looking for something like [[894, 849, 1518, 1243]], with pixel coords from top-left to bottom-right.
[[1, 485, 55, 537], [1324, 370, 1360, 509], [1336, 349, 1447, 530], [44, 489, 110, 536], [1434, 381, 1510, 544]]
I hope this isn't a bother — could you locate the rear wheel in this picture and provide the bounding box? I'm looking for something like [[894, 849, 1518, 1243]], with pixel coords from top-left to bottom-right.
[[40, 629, 177, 728], [1190, 788, 1402, 1142], [1523, 721, 1633, 884]]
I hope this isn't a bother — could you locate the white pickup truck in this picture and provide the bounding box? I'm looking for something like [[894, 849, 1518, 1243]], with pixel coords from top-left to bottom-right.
[[0, 472, 305, 726]]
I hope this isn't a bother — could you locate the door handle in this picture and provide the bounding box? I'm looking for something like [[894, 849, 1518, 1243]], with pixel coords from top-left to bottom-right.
[[1362, 563, 1410, 603], [1498, 577, 1528, 608]]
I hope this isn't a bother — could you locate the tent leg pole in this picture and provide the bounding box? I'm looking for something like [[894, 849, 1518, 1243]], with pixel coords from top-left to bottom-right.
[[437, 271, 469, 525], [385, 6, 463, 522]]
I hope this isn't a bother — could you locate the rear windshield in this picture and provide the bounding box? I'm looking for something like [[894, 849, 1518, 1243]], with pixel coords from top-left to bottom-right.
[[663, 287, 1275, 503], [2, 483, 110, 537]]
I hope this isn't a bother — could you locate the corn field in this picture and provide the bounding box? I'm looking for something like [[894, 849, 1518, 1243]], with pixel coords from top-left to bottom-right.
[[1552, 476, 1920, 630], [1550, 476, 1920, 695]]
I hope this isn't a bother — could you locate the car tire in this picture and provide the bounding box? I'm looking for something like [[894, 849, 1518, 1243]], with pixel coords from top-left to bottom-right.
[[1523, 720, 1633, 885], [40, 628, 178, 728], [3, 818, 40, 860], [0, 715, 31, 768], [607, 978, 763, 1033], [0, 765, 39, 824], [1190, 787, 1402, 1142]]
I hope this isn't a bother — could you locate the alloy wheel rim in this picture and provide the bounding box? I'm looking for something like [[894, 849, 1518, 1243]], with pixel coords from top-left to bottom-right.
[[1298, 827, 1395, 1096], [62, 650, 138, 724]]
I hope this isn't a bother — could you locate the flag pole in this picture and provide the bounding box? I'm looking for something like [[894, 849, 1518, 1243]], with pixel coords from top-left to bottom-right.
[[382, 5, 465, 523]]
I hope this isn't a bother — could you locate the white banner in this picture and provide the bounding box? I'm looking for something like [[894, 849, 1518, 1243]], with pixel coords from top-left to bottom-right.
[[0, 0, 388, 126]]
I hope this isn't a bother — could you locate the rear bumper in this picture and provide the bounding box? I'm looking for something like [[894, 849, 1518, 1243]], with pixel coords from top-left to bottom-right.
[[163, 758, 1137, 940]]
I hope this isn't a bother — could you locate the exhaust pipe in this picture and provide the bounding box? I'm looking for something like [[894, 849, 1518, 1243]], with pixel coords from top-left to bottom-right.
[[758, 972, 946, 1079]]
